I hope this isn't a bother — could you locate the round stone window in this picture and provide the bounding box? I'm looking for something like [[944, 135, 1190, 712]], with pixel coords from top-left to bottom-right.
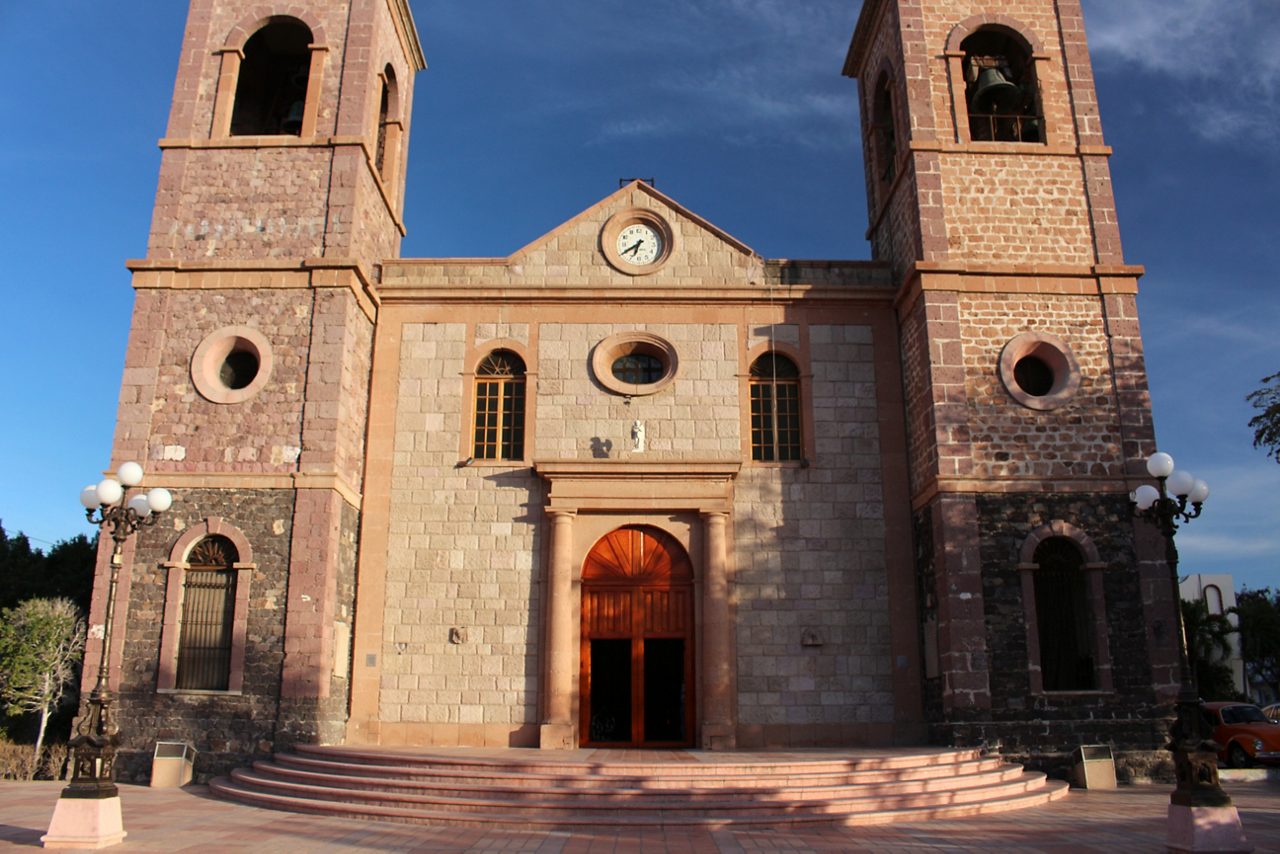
[[998, 332, 1080, 411], [591, 332, 678, 396], [191, 326, 273, 404]]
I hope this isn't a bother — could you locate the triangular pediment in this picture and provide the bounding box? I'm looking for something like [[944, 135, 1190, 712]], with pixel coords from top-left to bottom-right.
[[509, 180, 760, 270], [385, 181, 766, 292]]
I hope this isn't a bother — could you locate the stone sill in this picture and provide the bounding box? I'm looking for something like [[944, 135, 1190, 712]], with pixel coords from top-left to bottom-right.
[[156, 689, 244, 698]]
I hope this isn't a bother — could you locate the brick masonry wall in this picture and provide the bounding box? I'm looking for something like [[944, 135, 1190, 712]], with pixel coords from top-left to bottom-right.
[[152, 0, 417, 264], [298, 287, 374, 488], [939, 155, 1094, 266], [734, 325, 895, 741], [141, 288, 310, 474], [111, 488, 295, 782], [276, 497, 360, 748], [959, 292, 1123, 479], [150, 147, 335, 261], [930, 492, 1166, 755]]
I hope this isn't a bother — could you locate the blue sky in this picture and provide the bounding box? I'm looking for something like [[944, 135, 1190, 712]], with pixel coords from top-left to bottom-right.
[[0, 1, 1276, 592]]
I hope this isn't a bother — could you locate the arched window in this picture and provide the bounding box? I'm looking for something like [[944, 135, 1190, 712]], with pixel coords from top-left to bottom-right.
[[176, 536, 239, 691], [375, 65, 398, 180], [1204, 585, 1224, 616], [871, 74, 898, 193], [473, 350, 527, 460], [230, 18, 314, 136], [749, 353, 802, 462], [1031, 537, 1095, 691], [960, 27, 1043, 143]]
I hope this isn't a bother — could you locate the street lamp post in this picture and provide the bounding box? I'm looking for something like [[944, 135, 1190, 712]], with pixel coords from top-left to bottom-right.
[[42, 462, 170, 850], [1131, 451, 1250, 852]]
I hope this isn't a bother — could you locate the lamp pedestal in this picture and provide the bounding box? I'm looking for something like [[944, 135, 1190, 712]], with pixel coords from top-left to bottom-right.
[[41, 798, 126, 850], [1168, 804, 1252, 854]]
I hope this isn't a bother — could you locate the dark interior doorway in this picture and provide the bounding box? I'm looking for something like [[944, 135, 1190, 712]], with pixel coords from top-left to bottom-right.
[[580, 526, 695, 747]]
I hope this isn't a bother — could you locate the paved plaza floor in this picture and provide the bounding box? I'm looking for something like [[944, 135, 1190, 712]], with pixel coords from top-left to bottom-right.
[[0, 779, 1277, 852]]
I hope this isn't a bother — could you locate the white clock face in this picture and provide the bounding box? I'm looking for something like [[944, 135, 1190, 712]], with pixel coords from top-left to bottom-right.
[[616, 223, 663, 266]]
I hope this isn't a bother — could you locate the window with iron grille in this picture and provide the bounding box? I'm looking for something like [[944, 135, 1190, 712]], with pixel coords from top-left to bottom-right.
[[176, 536, 238, 691], [473, 349, 527, 460], [749, 353, 802, 462], [1032, 537, 1096, 691]]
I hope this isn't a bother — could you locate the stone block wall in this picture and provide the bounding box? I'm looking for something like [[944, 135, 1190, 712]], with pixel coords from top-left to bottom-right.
[[734, 324, 896, 745], [134, 287, 311, 475], [928, 492, 1167, 755], [111, 488, 295, 782], [959, 292, 1123, 479], [380, 322, 544, 741]]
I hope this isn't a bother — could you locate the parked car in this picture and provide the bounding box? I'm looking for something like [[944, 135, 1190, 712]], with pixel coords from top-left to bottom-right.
[[1202, 701, 1280, 768], [1265, 704, 1280, 724]]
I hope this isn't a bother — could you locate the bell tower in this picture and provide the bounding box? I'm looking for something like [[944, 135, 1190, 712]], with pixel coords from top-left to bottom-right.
[[96, 0, 425, 776], [845, 1, 1176, 752]]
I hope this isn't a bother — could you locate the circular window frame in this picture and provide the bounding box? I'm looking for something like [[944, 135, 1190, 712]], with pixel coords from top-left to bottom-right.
[[191, 325, 274, 405], [600, 208, 675, 276], [591, 332, 679, 396], [998, 332, 1080, 411]]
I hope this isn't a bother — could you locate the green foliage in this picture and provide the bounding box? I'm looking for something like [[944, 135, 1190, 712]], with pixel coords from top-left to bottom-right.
[[1181, 598, 1241, 700], [0, 598, 85, 776], [0, 522, 97, 614], [1233, 587, 1280, 700], [1247, 372, 1280, 463]]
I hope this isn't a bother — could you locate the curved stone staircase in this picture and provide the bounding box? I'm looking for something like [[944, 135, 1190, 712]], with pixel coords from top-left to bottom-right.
[[210, 745, 1069, 829]]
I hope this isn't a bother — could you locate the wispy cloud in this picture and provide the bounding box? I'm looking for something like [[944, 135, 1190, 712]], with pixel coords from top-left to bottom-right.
[[1083, 0, 1280, 143]]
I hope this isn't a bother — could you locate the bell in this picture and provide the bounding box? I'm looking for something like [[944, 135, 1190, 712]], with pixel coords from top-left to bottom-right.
[[970, 68, 1021, 113], [281, 100, 305, 134]]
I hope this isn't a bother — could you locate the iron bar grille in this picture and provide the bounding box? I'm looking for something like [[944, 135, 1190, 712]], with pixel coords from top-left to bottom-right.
[[968, 112, 1044, 143], [175, 537, 238, 691]]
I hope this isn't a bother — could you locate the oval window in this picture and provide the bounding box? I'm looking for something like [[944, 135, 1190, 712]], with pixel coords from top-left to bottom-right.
[[592, 332, 678, 396]]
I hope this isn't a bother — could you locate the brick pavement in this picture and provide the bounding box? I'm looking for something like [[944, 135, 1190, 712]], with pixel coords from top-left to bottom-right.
[[1, 779, 1277, 852]]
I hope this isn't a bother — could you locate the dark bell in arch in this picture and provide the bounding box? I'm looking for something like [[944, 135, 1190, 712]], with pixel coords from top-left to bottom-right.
[[970, 68, 1021, 113]]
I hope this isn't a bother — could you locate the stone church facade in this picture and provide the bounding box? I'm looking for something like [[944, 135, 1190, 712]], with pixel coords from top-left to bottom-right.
[[86, 0, 1182, 781]]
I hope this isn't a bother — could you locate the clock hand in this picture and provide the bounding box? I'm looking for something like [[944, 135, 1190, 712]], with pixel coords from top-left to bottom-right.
[[623, 239, 644, 257]]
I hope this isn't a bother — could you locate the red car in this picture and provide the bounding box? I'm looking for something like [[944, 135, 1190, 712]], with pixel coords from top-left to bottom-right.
[[1202, 702, 1280, 768]]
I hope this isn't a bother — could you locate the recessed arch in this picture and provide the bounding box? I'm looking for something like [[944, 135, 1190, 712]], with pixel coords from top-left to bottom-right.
[[580, 525, 695, 747], [946, 15, 1044, 55], [158, 518, 256, 693]]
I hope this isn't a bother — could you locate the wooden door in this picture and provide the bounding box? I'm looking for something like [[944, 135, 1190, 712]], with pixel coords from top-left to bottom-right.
[[580, 526, 694, 747]]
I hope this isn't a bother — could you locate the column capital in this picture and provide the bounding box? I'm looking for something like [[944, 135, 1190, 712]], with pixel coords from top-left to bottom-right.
[[700, 510, 729, 521]]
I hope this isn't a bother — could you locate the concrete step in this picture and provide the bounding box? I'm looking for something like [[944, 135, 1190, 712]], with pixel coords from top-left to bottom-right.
[[271, 751, 1008, 790], [210, 771, 1070, 829], [252, 757, 1028, 801], [212, 747, 1072, 829]]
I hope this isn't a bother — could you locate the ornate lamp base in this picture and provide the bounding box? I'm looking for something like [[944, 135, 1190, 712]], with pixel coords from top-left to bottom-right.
[[41, 796, 126, 850]]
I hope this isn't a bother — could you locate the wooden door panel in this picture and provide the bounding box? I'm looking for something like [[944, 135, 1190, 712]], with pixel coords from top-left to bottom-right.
[[581, 526, 695, 748]]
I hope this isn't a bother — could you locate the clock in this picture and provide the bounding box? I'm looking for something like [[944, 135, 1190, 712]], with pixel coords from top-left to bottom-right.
[[601, 209, 674, 275], [616, 222, 663, 266]]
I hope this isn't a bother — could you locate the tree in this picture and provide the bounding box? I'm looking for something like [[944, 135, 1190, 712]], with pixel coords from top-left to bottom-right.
[[1233, 588, 1280, 702], [0, 522, 97, 614], [1181, 598, 1239, 700], [1247, 372, 1280, 463], [0, 599, 85, 776]]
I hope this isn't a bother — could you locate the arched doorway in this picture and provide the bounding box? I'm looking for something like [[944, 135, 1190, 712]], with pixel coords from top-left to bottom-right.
[[580, 525, 695, 747]]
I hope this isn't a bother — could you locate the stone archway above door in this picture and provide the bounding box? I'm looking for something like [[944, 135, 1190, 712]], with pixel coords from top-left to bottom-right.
[[533, 460, 740, 751]]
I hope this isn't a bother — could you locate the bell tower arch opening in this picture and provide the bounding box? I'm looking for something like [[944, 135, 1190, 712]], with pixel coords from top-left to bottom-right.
[[230, 18, 314, 136], [579, 525, 695, 748]]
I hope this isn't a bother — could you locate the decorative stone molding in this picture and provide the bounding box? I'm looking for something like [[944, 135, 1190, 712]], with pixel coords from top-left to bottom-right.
[[998, 331, 1081, 411], [191, 325, 274, 405], [590, 331, 679, 397]]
